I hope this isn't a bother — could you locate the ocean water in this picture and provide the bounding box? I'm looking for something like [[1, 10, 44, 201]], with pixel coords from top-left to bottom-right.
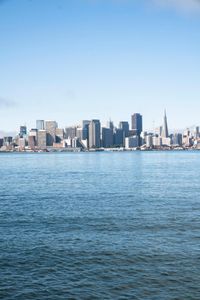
[[0, 151, 200, 300]]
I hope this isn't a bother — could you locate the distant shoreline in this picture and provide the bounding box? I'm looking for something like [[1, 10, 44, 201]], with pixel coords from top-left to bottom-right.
[[0, 148, 200, 154]]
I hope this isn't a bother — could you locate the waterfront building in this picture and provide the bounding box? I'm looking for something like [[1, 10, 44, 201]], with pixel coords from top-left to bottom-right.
[[162, 137, 171, 147], [182, 135, 193, 147], [131, 113, 143, 136], [45, 120, 57, 146], [152, 136, 162, 147], [36, 120, 44, 130], [89, 119, 101, 148], [125, 136, 139, 149], [37, 130, 47, 149], [102, 127, 113, 148], [119, 121, 129, 138], [146, 134, 153, 148], [18, 137, 26, 150], [64, 138, 72, 147]]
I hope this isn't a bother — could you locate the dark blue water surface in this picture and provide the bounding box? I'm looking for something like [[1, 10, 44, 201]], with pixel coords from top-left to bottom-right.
[[0, 151, 200, 299]]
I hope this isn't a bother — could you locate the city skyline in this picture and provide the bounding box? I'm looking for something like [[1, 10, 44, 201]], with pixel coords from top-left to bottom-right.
[[1, 0, 200, 131], [1, 110, 200, 151], [0, 109, 199, 138]]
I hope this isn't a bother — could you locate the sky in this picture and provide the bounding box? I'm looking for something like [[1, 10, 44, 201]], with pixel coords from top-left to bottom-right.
[[0, 0, 200, 134]]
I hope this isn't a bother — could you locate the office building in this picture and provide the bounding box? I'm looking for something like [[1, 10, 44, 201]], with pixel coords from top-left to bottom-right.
[[146, 135, 153, 148], [82, 120, 90, 140], [172, 133, 182, 146], [107, 120, 114, 132], [89, 119, 101, 148], [102, 127, 113, 148], [119, 121, 129, 137], [131, 113, 143, 136], [3, 136, 13, 146], [114, 128, 124, 147], [37, 130, 47, 149], [36, 120, 44, 130], [18, 137, 26, 149], [125, 136, 139, 149], [65, 126, 77, 139], [152, 136, 162, 147], [28, 136, 36, 149], [19, 126, 27, 137], [56, 128, 64, 143], [45, 120, 57, 146]]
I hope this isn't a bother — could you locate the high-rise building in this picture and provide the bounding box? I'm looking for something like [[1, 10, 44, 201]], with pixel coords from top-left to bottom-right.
[[89, 119, 101, 148], [172, 133, 182, 146], [45, 121, 57, 146], [146, 134, 153, 148], [107, 120, 114, 132], [55, 128, 64, 143], [161, 110, 169, 138], [19, 126, 27, 137], [18, 137, 26, 149], [76, 127, 83, 140], [36, 120, 44, 130], [28, 136, 36, 149], [3, 136, 13, 146], [119, 121, 129, 138], [131, 113, 143, 136], [0, 139, 3, 148], [101, 127, 113, 148], [37, 130, 47, 149], [29, 129, 38, 148], [113, 128, 124, 147], [194, 126, 200, 139], [65, 126, 77, 139], [82, 120, 90, 140]]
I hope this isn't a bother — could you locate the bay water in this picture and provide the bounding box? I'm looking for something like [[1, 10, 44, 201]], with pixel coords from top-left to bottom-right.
[[0, 151, 200, 299]]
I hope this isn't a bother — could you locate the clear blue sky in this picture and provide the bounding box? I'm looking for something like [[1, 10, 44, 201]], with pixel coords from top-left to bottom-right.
[[0, 0, 200, 132]]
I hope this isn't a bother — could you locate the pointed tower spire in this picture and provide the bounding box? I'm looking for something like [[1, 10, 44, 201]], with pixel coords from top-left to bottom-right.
[[161, 109, 169, 138]]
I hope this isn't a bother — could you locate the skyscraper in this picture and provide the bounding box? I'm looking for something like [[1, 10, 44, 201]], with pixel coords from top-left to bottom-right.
[[119, 121, 129, 138], [113, 128, 124, 147], [89, 119, 101, 148], [131, 113, 143, 136], [37, 130, 47, 149], [45, 120, 57, 146], [82, 120, 90, 140], [19, 126, 27, 137], [36, 120, 44, 130], [102, 127, 113, 148], [65, 126, 77, 139], [161, 110, 169, 138]]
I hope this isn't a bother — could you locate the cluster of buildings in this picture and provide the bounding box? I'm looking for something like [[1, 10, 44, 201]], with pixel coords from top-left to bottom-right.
[[1, 111, 200, 152]]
